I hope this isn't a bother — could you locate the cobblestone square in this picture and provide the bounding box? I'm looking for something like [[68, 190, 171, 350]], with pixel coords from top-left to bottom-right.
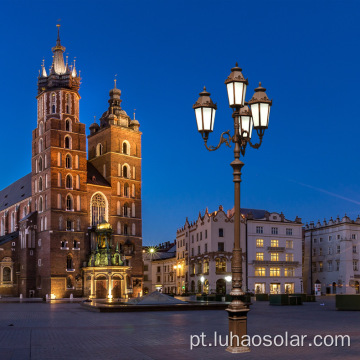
[[0, 297, 359, 360]]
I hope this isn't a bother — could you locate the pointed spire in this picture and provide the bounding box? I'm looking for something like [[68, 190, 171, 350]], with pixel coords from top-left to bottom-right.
[[51, 24, 66, 75], [40, 59, 47, 77], [114, 74, 117, 88], [133, 109, 136, 120], [71, 58, 77, 77]]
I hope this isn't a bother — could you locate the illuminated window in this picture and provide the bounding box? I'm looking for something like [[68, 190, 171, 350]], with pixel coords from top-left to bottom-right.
[[256, 239, 264, 248], [271, 240, 279, 247], [285, 253, 294, 262], [270, 253, 279, 261], [215, 258, 226, 273], [255, 267, 266, 276], [270, 267, 280, 277], [203, 260, 209, 274], [319, 262, 323, 272], [286, 240, 293, 249], [256, 252, 264, 261], [284, 268, 294, 276], [91, 193, 106, 226]]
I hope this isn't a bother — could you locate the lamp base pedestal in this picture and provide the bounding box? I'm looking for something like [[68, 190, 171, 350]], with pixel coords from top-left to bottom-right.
[[225, 304, 250, 353], [226, 346, 250, 354]]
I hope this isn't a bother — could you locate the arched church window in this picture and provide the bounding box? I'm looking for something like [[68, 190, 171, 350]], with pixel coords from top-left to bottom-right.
[[39, 196, 43, 212], [38, 139, 43, 153], [66, 94, 71, 114], [91, 193, 106, 226], [66, 254, 73, 270], [124, 183, 129, 197], [123, 165, 129, 178], [39, 122, 44, 136], [66, 120, 70, 131], [65, 154, 72, 169], [124, 224, 128, 235], [123, 204, 129, 217], [96, 143, 103, 157], [38, 157, 43, 172], [66, 195, 73, 211], [65, 175, 72, 189], [64, 136, 71, 149], [39, 177, 43, 191], [51, 93, 56, 114]]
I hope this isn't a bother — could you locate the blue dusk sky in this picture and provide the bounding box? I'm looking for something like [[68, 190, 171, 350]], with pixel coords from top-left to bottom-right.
[[1, 0, 360, 245]]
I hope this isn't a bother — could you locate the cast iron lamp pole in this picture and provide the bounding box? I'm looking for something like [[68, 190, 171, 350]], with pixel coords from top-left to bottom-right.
[[193, 63, 272, 353]]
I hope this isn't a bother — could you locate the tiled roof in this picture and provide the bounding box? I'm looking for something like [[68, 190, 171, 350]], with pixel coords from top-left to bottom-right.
[[0, 173, 32, 212], [241, 208, 267, 219], [0, 231, 19, 246], [87, 162, 111, 187]]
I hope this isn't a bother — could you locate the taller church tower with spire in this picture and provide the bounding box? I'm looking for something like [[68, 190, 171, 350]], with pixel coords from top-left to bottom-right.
[[0, 25, 144, 299]]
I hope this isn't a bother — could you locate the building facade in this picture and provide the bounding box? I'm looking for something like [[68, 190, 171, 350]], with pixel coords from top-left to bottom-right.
[[0, 27, 143, 299], [175, 206, 302, 295], [143, 242, 176, 294], [304, 215, 360, 295]]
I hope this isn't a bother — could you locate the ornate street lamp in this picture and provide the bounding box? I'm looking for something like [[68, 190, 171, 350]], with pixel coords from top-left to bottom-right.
[[193, 63, 272, 353]]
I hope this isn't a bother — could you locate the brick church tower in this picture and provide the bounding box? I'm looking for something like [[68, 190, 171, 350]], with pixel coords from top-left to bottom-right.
[[31, 25, 88, 297], [1, 25, 143, 299]]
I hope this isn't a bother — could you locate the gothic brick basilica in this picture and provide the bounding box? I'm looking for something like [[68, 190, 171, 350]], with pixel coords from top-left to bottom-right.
[[0, 26, 143, 299]]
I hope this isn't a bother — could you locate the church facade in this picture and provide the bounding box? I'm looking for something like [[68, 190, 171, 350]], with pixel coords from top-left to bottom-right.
[[0, 26, 143, 299]]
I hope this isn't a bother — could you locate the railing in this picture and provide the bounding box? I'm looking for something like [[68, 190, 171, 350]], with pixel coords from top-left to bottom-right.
[[252, 260, 299, 266], [267, 247, 286, 252]]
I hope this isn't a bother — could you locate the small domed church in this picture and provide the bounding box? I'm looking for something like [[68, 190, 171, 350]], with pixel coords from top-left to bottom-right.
[[0, 26, 143, 299]]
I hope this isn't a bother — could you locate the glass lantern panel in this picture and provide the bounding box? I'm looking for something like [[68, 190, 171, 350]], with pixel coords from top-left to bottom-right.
[[260, 103, 270, 128], [250, 103, 260, 128], [241, 115, 253, 138], [195, 108, 203, 131], [234, 82, 246, 106], [202, 107, 213, 131], [211, 109, 216, 131], [227, 83, 234, 106]]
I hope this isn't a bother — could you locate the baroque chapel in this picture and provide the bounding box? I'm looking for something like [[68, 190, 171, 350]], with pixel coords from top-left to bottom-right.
[[0, 26, 143, 299]]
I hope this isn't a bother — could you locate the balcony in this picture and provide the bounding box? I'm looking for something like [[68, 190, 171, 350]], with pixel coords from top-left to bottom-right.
[[252, 260, 299, 266], [267, 247, 285, 252], [215, 270, 227, 274]]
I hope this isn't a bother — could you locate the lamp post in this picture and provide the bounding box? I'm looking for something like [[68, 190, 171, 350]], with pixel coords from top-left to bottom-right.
[[193, 63, 272, 353]]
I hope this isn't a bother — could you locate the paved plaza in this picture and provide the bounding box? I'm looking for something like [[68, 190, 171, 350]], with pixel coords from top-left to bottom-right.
[[0, 297, 359, 360]]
